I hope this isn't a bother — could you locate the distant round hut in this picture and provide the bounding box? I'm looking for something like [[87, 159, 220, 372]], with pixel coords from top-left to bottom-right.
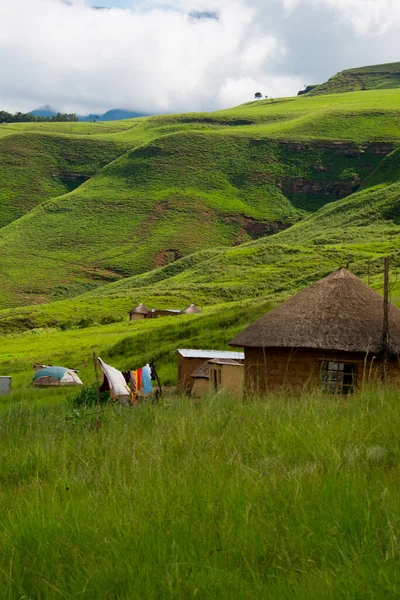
[[181, 304, 201, 314], [33, 366, 83, 387], [129, 303, 150, 321], [230, 267, 400, 395]]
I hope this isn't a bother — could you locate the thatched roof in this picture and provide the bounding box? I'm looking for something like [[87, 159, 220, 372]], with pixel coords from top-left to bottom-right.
[[191, 362, 210, 379], [229, 267, 400, 354], [181, 304, 201, 314], [130, 303, 149, 315]]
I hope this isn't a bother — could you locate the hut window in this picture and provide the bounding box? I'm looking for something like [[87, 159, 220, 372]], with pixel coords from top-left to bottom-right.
[[320, 361, 356, 394]]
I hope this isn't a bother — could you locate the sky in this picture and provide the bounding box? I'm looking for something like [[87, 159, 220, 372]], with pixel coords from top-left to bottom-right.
[[0, 0, 399, 115]]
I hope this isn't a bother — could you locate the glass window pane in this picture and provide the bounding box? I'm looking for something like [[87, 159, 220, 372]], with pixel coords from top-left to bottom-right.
[[321, 362, 357, 394]]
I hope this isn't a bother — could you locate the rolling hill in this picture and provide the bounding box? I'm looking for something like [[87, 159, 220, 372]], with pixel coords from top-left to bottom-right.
[[1, 147, 400, 337], [307, 62, 400, 96], [1, 87, 400, 309]]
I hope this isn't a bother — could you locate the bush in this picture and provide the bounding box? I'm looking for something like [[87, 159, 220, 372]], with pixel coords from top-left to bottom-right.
[[69, 384, 110, 408]]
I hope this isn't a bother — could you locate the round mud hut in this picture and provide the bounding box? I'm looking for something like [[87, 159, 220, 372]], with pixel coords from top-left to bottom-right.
[[229, 267, 400, 395], [180, 304, 201, 314], [129, 303, 150, 321]]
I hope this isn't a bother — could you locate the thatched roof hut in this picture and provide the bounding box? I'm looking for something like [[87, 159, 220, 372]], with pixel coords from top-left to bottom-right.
[[181, 304, 201, 314], [230, 268, 400, 354], [229, 268, 400, 395], [130, 303, 150, 316]]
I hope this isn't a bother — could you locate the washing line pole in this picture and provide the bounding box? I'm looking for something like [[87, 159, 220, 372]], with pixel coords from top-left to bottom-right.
[[382, 257, 390, 383], [93, 352, 102, 427]]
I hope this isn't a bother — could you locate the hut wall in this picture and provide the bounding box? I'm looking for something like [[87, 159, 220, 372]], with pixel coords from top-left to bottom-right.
[[191, 378, 210, 398], [153, 309, 181, 318], [130, 313, 146, 321], [244, 347, 400, 396], [177, 356, 208, 393], [209, 364, 244, 398], [222, 364, 244, 398]]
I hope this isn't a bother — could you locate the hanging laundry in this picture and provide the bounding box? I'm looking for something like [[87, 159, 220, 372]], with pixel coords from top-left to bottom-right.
[[97, 357, 130, 404], [130, 371, 137, 394], [142, 364, 153, 394], [136, 368, 143, 392]]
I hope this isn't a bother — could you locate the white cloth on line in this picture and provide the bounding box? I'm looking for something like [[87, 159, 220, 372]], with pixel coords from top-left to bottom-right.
[[97, 357, 130, 403]]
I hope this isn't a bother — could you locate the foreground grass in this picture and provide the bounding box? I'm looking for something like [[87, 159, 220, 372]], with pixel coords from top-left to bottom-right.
[[0, 388, 399, 598]]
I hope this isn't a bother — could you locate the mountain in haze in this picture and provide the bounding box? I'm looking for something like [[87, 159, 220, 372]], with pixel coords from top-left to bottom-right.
[[29, 104, 58, 118], [29, 104, 148, 121], [101, 109, 147, 121], [78, 108, 148, 121]]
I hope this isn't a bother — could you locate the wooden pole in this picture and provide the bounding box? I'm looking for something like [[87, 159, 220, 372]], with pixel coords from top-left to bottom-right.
[[382, 257, 390, 383], [93, 352, 102, 428], [150, 359, 162, 401]]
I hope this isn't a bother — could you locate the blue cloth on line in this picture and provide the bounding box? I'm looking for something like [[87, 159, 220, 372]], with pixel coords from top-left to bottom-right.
[[142, 364, 153, 394]]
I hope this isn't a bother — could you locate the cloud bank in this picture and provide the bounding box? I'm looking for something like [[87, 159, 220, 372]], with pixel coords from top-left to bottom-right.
[[0, 0, 399, 114]]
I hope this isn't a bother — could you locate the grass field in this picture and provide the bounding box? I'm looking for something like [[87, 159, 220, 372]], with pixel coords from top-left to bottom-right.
[[0, 387, 399, 598]]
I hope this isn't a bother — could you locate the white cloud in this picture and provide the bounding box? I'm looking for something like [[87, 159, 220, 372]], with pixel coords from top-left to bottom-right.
[[282, 0, 400, 36], [0, 0, 399, 115]]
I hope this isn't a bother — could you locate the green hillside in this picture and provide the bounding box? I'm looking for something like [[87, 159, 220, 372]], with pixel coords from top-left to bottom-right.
[[1, 89, 400, 308], [308, 62, 400, 96], [1, 163, 399, 338], [0, 133, 129, 228]]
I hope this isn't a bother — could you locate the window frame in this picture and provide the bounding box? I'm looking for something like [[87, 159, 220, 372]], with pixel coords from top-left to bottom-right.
[[320, 360, 357, 395]]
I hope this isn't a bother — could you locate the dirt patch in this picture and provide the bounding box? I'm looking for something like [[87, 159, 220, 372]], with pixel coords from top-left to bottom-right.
[[156, 249, 183, 267], [219, 215, 289, 246]]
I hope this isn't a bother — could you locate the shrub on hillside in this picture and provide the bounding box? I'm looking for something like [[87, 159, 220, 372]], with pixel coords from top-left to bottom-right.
[[69, 384, 110, 408]]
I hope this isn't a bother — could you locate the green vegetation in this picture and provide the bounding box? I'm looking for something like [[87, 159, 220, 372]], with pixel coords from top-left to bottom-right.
[[0, 388, 399, 598], [2, 88, 400, 307], [0, 109, 78, 122], [308, 61, 400, 96], [0, 133, 129, 228], [0, 301, 270, 386]]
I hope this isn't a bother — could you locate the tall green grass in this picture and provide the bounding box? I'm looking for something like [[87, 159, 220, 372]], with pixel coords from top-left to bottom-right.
[[0, 388, 399, 598]]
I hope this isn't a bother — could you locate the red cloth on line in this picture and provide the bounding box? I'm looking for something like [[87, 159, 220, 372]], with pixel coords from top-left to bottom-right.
[[137, 368, 143, 391]]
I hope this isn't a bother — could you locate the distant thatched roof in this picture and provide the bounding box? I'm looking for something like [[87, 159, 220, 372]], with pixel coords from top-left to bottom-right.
[[230, 268, 400, 354], [191, 362, 210, 379], [130, 303, 149, 315], [181, 304, 201, 314]]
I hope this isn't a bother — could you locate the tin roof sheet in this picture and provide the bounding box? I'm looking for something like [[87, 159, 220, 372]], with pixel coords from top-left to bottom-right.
[[178, 349, 245, 359]]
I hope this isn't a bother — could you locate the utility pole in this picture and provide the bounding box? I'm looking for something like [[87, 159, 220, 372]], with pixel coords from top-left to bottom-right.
[[382, 257, 390, 383]]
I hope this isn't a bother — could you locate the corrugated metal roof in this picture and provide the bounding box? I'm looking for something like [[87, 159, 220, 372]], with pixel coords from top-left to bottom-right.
[[208, 359, 244, 366], [178, 349, 245, 359]]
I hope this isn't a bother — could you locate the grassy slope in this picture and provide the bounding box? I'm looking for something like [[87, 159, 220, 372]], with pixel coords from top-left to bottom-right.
[[308, 61, 400, 96], [0, 133, 130, 228], [1, 89, 400, 308]]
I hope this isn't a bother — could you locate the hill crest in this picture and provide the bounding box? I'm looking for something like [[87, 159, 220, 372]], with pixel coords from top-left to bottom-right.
[[304, 61, 400, 96]]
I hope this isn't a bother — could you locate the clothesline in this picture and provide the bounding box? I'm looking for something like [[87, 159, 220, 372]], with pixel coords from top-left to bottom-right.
[[97, 357, 160, 405]]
